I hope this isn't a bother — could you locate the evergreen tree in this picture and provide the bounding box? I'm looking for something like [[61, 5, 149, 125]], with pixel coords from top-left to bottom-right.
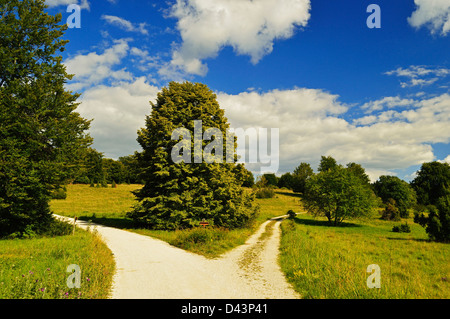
[[0, 0, 91, 237], [127, 82, 258, 230]]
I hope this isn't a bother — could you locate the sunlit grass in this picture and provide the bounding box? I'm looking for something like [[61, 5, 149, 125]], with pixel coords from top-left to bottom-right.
[[0, 229, 115, 299], [279, 213, 450, 299]]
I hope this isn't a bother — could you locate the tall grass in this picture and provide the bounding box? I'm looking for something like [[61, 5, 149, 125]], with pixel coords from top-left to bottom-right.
[[0, 229, 115, 299], [279, 214, 450, 298]]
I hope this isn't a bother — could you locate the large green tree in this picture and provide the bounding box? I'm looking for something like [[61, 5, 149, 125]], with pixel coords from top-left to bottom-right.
[[303, 165, 377, 226], [373, 175, 417, 218], [0, 0, 91, 237], [127, 82, 258, 230], [411, 161, 450, 206]]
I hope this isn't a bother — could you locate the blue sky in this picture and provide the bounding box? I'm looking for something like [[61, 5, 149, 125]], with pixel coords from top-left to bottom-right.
[[45, 0, 450, 181]]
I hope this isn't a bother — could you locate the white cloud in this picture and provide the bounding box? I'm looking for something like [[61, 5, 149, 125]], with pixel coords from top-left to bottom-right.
[[385, 65, 450, 88], [408, 0, 450, 35], [168, 0, 311, 75], [217, 90, 450, 181], [64, 39, 133, 91], [78, 77, 159, 158], [361, 96, 418, 113], [101, 15, 148, 35], [45, 0, 90, 10]]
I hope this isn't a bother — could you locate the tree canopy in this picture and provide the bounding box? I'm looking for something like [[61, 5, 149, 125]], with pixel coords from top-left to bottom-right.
[[303, 159, 377, 226], [127, 82, 258, 230], [0, 0, 91, 237]]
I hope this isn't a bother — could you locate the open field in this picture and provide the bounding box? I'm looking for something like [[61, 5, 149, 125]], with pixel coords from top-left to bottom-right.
[[0, 229, 115, 299], [280, 214, 450, 298], [50, 184, 450, 298], [50, 184, 300, 258]]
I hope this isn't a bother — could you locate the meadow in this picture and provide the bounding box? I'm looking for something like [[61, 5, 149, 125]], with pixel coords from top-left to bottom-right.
[[0, 228, 115, 299], [46, 184, 450, 298]]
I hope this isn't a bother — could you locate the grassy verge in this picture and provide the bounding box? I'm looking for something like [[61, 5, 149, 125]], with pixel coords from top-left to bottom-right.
[[0, 228, 115, 299], [51, 184, 302, 258], [279, 213, 450, 298]]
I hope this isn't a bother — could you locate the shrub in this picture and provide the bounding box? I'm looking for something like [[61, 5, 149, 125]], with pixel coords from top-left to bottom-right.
[[287, 210, 296, 219], [381, 198, 401, 221], [50, 188, 67, 200], [414, 195, 450, 242], [111, 180, 117, 188], [254, 187, 275, 199], [392, 222, 411, 233]]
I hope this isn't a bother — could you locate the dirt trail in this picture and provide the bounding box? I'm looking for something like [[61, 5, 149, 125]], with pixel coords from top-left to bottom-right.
[[55, 215, 300, 299]]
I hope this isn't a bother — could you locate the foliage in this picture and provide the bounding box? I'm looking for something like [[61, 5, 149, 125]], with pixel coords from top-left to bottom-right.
[[50, 187, 67, 200], [233, 163, 254, 187], [381, 198, 401, 221], [392, 222, 411, 233], [127, 82, 258, 230], [254, 187, 275, 199], [373, 175, 417, 218], [411, 161, 450, 206], [287, 210, 296, 219], [0, 0, 91, 237], [346, 162, 371, 185], [291, 162, 314, 193], [303, 164, 377, 226], [262, 173, 278, 187], [414, 194, 450, 242], [278, 172, 294, 189], [318, 155, 338, 172]]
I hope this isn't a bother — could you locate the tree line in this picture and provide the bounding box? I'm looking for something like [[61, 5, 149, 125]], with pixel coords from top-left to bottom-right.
[[258, 156, 450, 242]]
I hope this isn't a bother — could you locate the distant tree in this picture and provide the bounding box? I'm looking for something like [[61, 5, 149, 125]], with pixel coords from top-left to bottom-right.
[[303, 165, 377, 226], [291, 162, 314, 193], [0, 0, 91, 237], [278, 172, 294, 189], [103, 158, 126, 184], [127, 82, 258, 230], [318, 155, 338, 172], [346, 162, 371, 185], [411, 161, 450, 206], [373, 175, 417, 218], [262, 173, 278, 187], [118, 153, 142, 184]]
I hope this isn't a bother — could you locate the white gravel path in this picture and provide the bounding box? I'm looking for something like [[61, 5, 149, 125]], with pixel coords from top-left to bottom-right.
[[55, 215, 300, 299]]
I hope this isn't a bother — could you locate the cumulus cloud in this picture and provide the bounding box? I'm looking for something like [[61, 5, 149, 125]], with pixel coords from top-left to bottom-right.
[[45, 0, 90, 10], [78, 77, 159, 158], [385, 65, 450, 88], [408, 0, 450, 35], [64, 39, 133, 91], [168, 0, 311, 75], [101, 15, 149, 35], [217, 90, 450, 180]]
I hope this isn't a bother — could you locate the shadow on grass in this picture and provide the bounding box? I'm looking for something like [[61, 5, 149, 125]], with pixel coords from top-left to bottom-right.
[[275, 191, 302, 199], [292, 215, 363, 228], [78, 216, 136, 230]]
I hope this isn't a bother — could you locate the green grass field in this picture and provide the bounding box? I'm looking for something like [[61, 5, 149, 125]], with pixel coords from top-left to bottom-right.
[[279, 214, 450, 298], [0, 229, 115, 299], [49, 184, 450, 298]]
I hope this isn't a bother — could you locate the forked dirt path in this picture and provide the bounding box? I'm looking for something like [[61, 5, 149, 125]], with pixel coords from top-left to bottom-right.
[[55, 215, 300, 299]]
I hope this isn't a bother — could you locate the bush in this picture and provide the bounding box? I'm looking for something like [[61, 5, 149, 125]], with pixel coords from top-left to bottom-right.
[[50, 187, 67, 200], [392, 222, 411, 233], [414, 195, 450, 242], [254, 187, 275, 199], [287, 210, 296, 219], [381, 198, 401, 221]]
